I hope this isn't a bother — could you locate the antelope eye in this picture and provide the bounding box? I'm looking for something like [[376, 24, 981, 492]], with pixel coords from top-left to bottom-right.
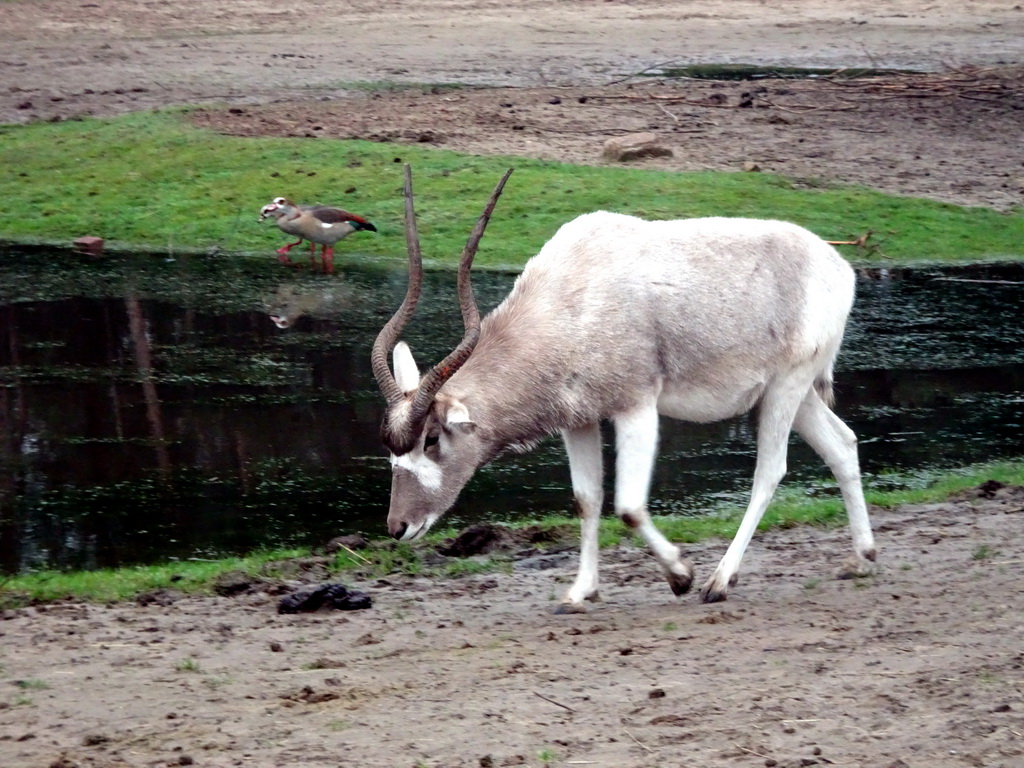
[[423, 434, 440, 449]]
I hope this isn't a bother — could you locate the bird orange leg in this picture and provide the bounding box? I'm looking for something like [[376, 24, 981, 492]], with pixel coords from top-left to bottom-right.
[[322, 246, 335, 275], [276, 238, 303, 260]]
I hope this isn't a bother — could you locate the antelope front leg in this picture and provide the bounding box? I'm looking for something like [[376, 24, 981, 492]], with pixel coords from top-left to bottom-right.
[[556, 423, 604, 613], [613, 403, 694, 598]]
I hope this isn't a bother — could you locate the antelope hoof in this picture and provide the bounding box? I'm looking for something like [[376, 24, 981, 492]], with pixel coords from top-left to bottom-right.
[[836, 554, 876, 581], [666, 559, 695, 596], [554, 589, 600, 614], [553, 601, 589, 615], [699, 582, 729, 603], [699, 571, 737, 603]]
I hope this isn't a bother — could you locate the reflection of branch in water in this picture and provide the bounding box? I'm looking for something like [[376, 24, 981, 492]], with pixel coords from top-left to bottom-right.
[[932, 277, 1023, 286], [0, 305, 28, 569], [100, 300, 127, 441], [125, 293, 171, 475], [234, 429, 252, 494]]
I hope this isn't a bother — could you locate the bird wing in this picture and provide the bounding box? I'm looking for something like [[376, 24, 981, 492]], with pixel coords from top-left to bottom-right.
[[311, 207, 371, 226]]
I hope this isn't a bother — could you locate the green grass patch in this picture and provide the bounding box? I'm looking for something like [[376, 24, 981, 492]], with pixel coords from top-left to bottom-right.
[[0, 548, 305, 606], [862, 460, 1024, 506], [971, 544, 999, 561], [175, 658, 202, 673], [14, 679, 50, 690], [2, 460, 1021, 606], [1, 110, 1021, 267], [643, 459, 1024, 546]]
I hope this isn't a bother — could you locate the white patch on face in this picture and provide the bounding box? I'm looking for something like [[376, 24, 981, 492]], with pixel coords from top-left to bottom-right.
[[390, 451, 443, 491]]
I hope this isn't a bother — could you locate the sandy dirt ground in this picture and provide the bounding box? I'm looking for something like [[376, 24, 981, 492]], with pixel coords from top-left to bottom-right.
[[2, 489, 1023, 768], [2, 2, 1024, 767]]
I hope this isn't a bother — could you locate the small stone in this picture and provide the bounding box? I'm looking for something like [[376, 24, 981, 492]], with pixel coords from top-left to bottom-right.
[[742, 161, 762, 172], [73, 236, 104, 257], [212, 570, 256, 596], [602, 132, 673, 162]]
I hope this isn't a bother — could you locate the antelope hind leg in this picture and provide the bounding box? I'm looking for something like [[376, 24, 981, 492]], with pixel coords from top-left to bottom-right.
[[792, 391, 878, 580], [700, 381, 807, 602]]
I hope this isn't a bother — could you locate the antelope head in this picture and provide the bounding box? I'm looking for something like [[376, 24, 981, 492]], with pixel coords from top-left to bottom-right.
[[371, 165, 513, 540]]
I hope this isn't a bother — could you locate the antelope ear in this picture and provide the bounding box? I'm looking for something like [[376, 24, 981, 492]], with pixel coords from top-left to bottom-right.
[[393, 341, 420, 393], [444, 399, 477, 434]]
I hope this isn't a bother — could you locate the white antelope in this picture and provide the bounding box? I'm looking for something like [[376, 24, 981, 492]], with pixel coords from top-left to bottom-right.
[[371, 165, 876, 611]]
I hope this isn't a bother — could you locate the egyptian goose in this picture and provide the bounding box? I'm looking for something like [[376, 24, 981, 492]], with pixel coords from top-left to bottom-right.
[[258, 197, 377, 273]]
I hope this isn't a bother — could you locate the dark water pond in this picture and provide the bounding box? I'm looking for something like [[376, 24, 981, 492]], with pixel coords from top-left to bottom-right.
[[1, 247, 1022, 574], [641, 64, 922, 81]]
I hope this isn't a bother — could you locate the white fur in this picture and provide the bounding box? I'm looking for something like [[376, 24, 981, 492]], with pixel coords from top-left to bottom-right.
[[391, 450, 442, 492], [562, 425, 603, 606], [393, 342, 420, 393], [445, 401, 472, 424], [382, 212, 876, 609]]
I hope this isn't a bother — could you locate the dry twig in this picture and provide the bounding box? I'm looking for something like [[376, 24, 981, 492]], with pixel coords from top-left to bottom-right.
[[931, 277, 1023, 286], [533, 690, 575, 713], [624, 729, 654, 753], [827, 232, 873, 248], [734, 744, 773, 759]]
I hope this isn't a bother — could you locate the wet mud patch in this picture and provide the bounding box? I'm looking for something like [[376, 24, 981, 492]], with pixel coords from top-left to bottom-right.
[[436, 521, 578, 558]]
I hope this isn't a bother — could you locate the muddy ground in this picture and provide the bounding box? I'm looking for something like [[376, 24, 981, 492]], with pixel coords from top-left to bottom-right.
[[2, 2, 1024, 767], [2, 489, 1023, 768], [4, 1, 1024, 212]]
